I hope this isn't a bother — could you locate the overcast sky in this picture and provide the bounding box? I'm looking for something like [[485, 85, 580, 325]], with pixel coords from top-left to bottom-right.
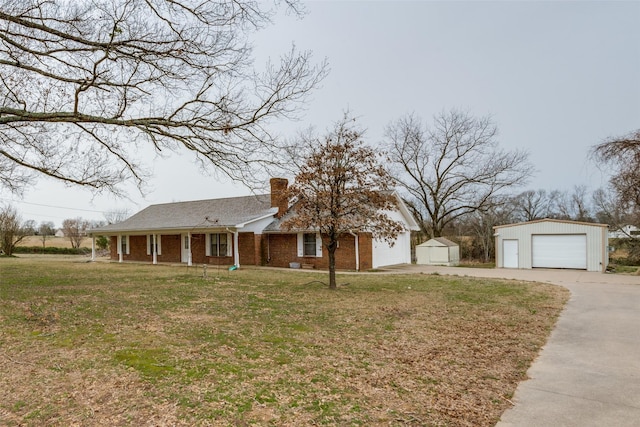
[[6, 0, 639, 227]]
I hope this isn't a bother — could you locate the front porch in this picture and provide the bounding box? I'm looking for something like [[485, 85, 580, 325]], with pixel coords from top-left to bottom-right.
[[91, 230, 255, 268]]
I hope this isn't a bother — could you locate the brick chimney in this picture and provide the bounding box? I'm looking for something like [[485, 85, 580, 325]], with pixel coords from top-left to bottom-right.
[[270, 178, 289, 218]]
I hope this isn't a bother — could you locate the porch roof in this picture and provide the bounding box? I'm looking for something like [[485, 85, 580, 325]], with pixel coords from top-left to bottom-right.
[[89, 194, 277, 234]]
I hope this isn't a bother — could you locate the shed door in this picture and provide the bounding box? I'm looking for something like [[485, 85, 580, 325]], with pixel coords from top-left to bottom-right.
[[503, 240, 519, 268], [430, 247, 449, 263], [532, 234, 587, 269]]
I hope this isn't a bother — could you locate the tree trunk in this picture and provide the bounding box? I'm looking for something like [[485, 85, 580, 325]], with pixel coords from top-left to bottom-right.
[[328, 242, 337, 290]]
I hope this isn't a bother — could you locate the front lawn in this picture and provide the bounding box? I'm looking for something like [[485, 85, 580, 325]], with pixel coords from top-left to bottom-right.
[[0, 257, 568, 426]]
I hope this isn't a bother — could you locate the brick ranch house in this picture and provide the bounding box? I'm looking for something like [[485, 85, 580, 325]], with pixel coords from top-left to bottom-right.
[[88, 178, 419, 270]]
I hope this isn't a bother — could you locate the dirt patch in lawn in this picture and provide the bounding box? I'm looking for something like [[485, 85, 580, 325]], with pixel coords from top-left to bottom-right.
[[0, 258, 568, 426]]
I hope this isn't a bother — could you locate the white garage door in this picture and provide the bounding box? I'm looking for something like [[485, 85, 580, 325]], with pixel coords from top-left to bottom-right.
[[372, 232, 410, 268], [532, 234, 587, 269]]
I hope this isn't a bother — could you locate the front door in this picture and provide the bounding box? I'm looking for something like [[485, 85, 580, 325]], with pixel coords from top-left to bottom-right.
[[503, 239, 519, 268], [181, 234, 190, 263]]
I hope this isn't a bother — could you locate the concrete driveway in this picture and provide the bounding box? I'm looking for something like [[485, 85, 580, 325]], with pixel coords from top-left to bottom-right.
[[385, 265, 640, 426]]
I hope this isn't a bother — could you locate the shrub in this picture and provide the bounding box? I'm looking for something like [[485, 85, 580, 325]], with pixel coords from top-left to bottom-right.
[[13, 246, 91, 255]]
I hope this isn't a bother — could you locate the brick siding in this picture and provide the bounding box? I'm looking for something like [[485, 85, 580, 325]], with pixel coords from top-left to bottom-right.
[[263, 232, 372, 270], [107, 231, 372, 271]]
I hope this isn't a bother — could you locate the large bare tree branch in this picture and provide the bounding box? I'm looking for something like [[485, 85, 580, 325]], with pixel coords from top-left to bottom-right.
[[592, 129, 640, 211], [0, 0, 327, 195]]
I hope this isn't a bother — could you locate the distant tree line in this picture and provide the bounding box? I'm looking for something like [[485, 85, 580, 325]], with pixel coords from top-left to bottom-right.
[[0, 208, 111, 256]]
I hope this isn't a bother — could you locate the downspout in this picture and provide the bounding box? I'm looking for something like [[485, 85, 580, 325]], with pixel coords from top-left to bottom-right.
[[91, 236, 96, 261], [188, 232, 192, 266], [349, 231, 360, 271]]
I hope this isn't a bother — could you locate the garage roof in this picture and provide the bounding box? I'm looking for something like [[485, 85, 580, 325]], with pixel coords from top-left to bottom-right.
[[494, 218, 608, 230]]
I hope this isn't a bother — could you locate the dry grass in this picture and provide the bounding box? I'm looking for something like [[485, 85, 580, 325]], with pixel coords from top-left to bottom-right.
[[0, 256, 568, 426], [16, 236, 90, 249]]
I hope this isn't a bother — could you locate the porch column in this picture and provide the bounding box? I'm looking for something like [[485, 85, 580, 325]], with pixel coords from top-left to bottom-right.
[[233, 231, 240, 268], [117, 235, 123, 263], [187, 232, 193, 266], [91, 236, 96, 261], [152, 234, 158, 265]]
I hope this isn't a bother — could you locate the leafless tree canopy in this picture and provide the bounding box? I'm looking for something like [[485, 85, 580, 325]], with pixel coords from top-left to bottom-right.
[[38, 220, 55, 247], [385, 110, 533, 238], [457, 195, 515, 262], [0, 0, 327, 195], [592, 129, 640, 210], [61, 217, 89, 248], [592, 187, 638, 232], [0, 204, 30, 254], [282, 115, 404, 289], [104, 208, 130, 225]]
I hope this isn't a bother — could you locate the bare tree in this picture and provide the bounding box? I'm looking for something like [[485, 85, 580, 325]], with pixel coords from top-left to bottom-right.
[[104, 209, 129, 225], [282, 115, 404, 289], [512, 189, 558, 222], [459, 196, 516, 262], [22, 219, 36, 235], [38, 221, 55, 250], [0, 205, 30, 255], [385, 110, 533, 238], [61, 217, 89, 249], [592, 130, 640, 212], [555, 185, 594, 222], [592, 187, 639, 234], [0, 0, 327, 195]]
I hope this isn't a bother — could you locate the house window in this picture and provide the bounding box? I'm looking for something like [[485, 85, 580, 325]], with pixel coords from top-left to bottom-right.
[[298, 232, 321, 258], [303, 233, 317, 256], [184, 235, 189, 250], [119, 235, 129, 255], [209, 233, 229, 257]]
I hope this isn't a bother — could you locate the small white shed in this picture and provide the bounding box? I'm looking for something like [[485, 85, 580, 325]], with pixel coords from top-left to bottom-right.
[[416, 237, 460, 266], [494, 219, 608, 272]]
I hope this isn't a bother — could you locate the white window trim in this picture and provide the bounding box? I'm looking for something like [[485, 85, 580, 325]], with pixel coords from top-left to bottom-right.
[[206, 233, 232, 257], [146, 235, 162, 256], [297, 232, 322, 257], [118, 235, 130, 255]]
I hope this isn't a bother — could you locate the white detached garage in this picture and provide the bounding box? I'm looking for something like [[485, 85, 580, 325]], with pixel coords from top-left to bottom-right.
[[494, 219, 609, 272]]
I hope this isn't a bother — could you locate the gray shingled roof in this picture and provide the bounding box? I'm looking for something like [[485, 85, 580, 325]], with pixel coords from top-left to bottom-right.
[[418, 237, 458, 247], [432, 237, 458, 247], [264, 192, 420, 233], [90, 194, 277, 234], [263, 203, 300, 232]]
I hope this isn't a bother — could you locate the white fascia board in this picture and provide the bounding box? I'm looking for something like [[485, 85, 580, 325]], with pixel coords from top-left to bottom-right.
[[392, 191, 420, 231], [235, 212, 278, 229], [90, 226, 239, 236]]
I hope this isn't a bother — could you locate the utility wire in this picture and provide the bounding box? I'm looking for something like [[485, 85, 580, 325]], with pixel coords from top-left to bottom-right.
[[0, 198, 108, 214]]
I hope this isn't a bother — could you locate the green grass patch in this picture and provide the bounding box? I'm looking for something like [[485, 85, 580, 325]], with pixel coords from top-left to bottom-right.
[[607, 263, 640, 274], [113, 347, 177, 380]]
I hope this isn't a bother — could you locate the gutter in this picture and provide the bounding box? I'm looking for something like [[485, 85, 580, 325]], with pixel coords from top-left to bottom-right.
[[349, 231, 360, 271]]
